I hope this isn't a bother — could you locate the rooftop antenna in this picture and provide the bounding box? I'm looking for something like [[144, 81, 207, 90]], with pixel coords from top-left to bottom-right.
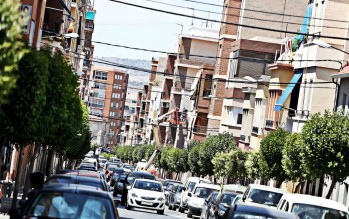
[[191, 9, 195, 27]]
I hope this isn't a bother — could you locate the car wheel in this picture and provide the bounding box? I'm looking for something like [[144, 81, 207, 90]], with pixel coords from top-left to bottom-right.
[[187, 209, 193, 218], [173, 206, 177, 211], [179, 206, 184, 213], [168, 205, 173, 210], [126, 202, 132, 210], [157, 209, 164, 215]]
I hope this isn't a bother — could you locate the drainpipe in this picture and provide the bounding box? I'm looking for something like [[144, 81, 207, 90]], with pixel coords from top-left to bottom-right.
[[332, 78, 340, 112]]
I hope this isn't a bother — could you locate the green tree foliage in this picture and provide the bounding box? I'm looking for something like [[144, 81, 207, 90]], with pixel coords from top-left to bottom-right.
[[188, 144, 202, 176], [159, 146, 173, 171], [212, 151, 230, 179], [301, 111, 349, 198], [145, 144, 155, 160], [132, 146, 142, 163], [245, 150, 262, 180], [226, 149, 248, 180], [259, 128, 290, 184], [168, 148, 187, 173], [0, 0, 27, 103], [199, 133, 236, 176], [282, 133, 308, 182]]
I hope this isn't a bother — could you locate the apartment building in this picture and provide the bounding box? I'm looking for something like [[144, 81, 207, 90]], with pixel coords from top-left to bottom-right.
[[120, 88, 139, 145], [168, 27, 218, 148], [207, 0, 308, 149], [87, 66, 129, 146]]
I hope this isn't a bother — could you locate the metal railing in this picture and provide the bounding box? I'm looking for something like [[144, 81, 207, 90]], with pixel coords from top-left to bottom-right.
[[193, 126, 207, 134]]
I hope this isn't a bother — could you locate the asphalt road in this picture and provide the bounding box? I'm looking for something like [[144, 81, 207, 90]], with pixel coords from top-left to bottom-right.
[[118, 204, 189, 219]]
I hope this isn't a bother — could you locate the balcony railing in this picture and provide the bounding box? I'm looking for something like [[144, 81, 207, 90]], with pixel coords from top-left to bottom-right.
[[265, 120, 274, 128], [193, 126, 207, 134], [252, 126, 259, 134], [203, 89, 211, 97], [89, 103, 104, 108]]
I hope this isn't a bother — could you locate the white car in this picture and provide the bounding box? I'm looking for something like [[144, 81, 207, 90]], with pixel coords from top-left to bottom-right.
[[126, 179, 165, 214], [241, 184, 287, 208], [187, 183, 220, 218]]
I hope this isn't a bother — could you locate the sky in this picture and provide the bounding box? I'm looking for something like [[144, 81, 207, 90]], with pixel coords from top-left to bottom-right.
[[92, 0, 223, 60]]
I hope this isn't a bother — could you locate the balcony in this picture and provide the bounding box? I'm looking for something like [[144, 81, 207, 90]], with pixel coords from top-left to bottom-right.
[[85, 20, 94, 31], [193, 126, 207, 134], [265, 120, 275, 128], [88, 103, 104, 108]]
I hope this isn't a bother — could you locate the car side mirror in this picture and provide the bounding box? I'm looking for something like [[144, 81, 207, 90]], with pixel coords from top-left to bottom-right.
[[188, 192, 192, 197], [182, 187, 186, 191], [205, 198, 209, 203], [126, 186, 131, 190]]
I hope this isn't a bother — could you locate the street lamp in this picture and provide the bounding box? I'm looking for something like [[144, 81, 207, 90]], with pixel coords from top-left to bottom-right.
[[312, 39, 349, 56]]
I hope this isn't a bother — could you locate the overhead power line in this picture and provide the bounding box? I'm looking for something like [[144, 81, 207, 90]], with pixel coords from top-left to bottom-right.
[[178, 0, 349, 24], [104, 0, 349, 41], [145, 0, 347, 30]]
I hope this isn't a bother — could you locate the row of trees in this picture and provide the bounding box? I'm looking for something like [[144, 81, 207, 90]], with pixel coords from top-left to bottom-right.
[[1, 0, 91, 207], [115, 111, 349, 199]]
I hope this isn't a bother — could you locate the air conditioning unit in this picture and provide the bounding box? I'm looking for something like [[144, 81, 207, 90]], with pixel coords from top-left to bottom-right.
[[162, 102, 170, 108]]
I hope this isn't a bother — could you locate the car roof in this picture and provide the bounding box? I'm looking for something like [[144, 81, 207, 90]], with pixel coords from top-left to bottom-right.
[[248, 184, 287, 194], [222, 184, 247, 194], [194, 183, 220, 190], [65, 171, 100, 178], [233, 203, 297, 218], [46, 174, 103, 183], [280, 193, 348, 212], [186, 177, 211, 183], [40, 184, 110, 198], [129, 171, 155, 177]]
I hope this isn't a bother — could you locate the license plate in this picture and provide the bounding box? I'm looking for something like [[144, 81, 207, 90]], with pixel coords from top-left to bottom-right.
[[142, 202, 153, 206]]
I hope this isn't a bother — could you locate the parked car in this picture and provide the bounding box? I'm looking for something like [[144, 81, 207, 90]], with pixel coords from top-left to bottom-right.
[[162, 179, 182, 190], [206, 191, 241, 219], [241, 184, 287, 208], [221, 203, 297, 219], [168, 184, 185, 211], [164, 181, 182, 205], [110, 157, 121, 163], [126, 179, 165, 214], [22, 184, 120, 219], [120, 171, 156, 204], [114, 174, 127, 196], [77, 164, 97, 172], [200, 191, 219, 219], [277, 193, 349, 219], [105, 164, 120, 182], [187, 183, 221, 218], [99, 158, 108, 168], [179, 177, 212, 213], [231, 194, 242, 206], [45, 174, 109, 191], [110, 168, 127, 187]]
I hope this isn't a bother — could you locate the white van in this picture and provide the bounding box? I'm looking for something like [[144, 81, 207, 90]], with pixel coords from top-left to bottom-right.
[[178, 177, 212, 213], [187, 183, 220, 218], [277, 193, 349, 219], [241, 184, 287, 208]]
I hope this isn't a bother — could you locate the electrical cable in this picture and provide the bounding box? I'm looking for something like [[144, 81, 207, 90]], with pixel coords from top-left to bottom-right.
[[177, 0, 349, 24], [145, 0, 348, 30], [103, 0, 349, 41]]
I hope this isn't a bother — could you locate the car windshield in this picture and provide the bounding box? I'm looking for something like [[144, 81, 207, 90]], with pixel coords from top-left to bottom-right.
[[292, 203, 349, 219], [232, 212, 285, 219], [108, 166, 118, 171], [247, 189, 283, 207], [220, 194, 237, 205], [127, 174, 155, 184], [194, 187, 218, 199], [100, 160, 107, 163], [188, 182, 196, 192], [177, 186, 184, 193], [26, 191, 115, 219], [133, 180, 163, 192]]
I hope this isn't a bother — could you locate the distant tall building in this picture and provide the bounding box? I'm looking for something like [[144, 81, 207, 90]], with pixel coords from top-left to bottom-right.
[[87, 66, 129, 147]]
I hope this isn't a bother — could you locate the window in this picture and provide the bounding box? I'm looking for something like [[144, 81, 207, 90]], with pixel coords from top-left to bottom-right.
[[228, 51, 239, 78], [115, 75, 123, 80], [227, 107, 243, 126], [113, 84, 121, 90], [89, 99, 104, 108], [111, 102, 119, 108], [112, 93, 120, 99], [111, 122, 116, 126], [93, 82, 106, 89], [109, 112, 116, 117], [94, 71, 108, 80]]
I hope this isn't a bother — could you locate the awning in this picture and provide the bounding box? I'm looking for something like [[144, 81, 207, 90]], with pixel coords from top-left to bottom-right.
[[86, 11, 96, 20], [274, 69, 303, 111]]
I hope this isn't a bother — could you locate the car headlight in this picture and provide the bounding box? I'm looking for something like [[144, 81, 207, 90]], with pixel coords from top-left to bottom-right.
[[158, 197, 164, 201], [131, 193, 138, 198]]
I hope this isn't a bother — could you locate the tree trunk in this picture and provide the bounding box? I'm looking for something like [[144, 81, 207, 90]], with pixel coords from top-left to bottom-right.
[[11, 146, 24, 209], [45, 148, 54, 177], [326, 179, 336, 199], [40, 145, 47, 173], [22, 144, 40, 200], [276, 180, 283, 188]]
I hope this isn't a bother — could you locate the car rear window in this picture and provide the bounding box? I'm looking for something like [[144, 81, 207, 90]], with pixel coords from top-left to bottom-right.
[[46, 178, 105, 190], [26, 192, 115, 219]]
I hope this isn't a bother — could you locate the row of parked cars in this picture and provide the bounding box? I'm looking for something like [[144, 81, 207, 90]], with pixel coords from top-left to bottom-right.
[[161, 177, 349, 219]]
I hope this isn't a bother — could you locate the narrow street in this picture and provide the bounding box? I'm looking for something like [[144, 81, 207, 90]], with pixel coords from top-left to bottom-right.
[[118, 205, 186, 219]]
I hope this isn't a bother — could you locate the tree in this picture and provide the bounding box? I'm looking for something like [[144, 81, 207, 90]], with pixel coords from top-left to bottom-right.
[[0, 0, 27, 104], [226, 149, 248, 181], [245, 150, 262, 180], [212, 151, 230, 179], [301, 111, 349, 198], [199, 133, 236, 176], [259, 128, 290, 186], [188, 144, 202, 177], [282, 133, 309, 192], [0, 49, 50, 209], [145, 144, 155, 160]]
